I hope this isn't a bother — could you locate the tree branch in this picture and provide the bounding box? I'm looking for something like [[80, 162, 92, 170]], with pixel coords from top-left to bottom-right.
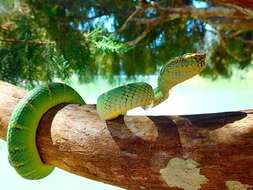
[[211, 0, 253, 17], [118, 0, 148, 33], [131, 6, 252, 26], [162, 6, 250, 19], [121, 4, 253, 45], [0, 38, 53, 45], [118, 8, 143, 33], [126, 24, 156, 46], [216, 30, 252, 62], [1, 81, 253, 189]]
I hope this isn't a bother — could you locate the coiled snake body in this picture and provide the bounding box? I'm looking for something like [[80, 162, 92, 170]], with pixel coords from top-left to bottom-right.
[[7, 53, 206, 179]]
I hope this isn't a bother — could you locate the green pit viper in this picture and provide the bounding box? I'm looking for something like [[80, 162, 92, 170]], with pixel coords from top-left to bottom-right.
[[7, 53, 206, 179]]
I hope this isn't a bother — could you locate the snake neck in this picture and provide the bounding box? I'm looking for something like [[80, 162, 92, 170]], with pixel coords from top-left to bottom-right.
[[152, 87, 170, 107], [141, 87, 169, 110], [155, 53, 206, 106]]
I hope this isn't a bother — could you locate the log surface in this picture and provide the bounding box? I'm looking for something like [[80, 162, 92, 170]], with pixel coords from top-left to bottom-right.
[[0, 81, 253, 190]]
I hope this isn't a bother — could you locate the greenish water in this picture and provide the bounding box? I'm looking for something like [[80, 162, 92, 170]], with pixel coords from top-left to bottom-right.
[[1, 68, 253, 190]]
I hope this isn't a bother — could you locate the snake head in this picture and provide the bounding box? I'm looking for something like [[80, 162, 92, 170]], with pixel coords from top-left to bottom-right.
[[158, 52, 207, 95], [183, 52, 206, 68], [168, 52, 207, 73]]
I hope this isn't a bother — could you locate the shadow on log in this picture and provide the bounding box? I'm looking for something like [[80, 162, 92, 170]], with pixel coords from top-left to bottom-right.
[[0, 81, 253, 190]]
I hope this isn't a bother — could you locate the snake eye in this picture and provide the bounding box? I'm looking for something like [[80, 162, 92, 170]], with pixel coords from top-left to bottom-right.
[[194, 53, 206, 67]]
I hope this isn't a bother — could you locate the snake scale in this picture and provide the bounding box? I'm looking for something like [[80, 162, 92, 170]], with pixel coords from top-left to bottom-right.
[[7, 53, 206, 179]]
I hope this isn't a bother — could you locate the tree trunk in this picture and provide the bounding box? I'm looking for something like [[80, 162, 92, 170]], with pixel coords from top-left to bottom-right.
[[0, 81, 253, 190]]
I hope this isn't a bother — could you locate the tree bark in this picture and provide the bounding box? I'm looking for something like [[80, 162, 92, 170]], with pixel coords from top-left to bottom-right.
[[0, 80, 253, 190]]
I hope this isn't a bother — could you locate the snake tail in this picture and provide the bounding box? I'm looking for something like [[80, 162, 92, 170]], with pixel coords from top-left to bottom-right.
[[7, 83, 85, 179]]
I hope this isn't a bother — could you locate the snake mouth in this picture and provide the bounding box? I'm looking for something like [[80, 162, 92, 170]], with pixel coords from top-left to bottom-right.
[[184, 52, 206, 58]]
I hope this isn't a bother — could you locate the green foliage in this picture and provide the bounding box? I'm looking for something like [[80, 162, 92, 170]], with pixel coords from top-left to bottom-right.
[[86, 28, 131, 54], [0, 0, 252, 87], [0, 0, 130, 86]]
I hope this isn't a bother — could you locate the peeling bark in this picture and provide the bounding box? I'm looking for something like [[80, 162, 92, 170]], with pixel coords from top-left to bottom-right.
[[0, 81, 253, 190]]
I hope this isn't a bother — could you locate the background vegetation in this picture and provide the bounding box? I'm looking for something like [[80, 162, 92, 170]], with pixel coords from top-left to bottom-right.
[[0, 0, 253, 87]]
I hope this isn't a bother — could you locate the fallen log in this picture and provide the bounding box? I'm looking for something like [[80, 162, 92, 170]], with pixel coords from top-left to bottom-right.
[[0, 80, 253, 190]]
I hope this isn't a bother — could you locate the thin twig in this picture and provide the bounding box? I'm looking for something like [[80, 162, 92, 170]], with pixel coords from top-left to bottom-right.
[[118, 0, 148, 33], [229, 30, 247, 38], [150, 1, 168, 11], [0, 38, 53, 45], [127, 27, 152, 46], [217, 31, 251, 62], [215, 2, 253, 17], [236, 37, 253, 44], [118, 8, 143, 33], [0, 26, 9, 31]]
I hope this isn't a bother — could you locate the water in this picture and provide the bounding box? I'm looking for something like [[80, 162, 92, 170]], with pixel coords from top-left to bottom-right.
[[1, 68, 252, 190]]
